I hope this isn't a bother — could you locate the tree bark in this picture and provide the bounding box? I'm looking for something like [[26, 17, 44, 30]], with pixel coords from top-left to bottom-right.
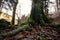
[[12, 0, 18, 25]]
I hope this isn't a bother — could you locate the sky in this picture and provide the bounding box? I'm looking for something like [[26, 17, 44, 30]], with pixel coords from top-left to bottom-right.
[[2, 0, 32, 19], [50, 0, 55, 2], [16, 0, 32, 18], [2, 0, 56, 19], [49, 0, 56, 14]]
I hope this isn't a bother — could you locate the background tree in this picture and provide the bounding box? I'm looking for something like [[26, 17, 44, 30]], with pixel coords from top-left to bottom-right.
[[0, 0, 18, 25], [0, 0, 3, 14], [11, 0, 18, 25]]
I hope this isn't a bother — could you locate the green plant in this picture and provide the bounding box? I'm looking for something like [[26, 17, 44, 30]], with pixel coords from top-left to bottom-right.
[[40, 19, 46, 26], [20, 21, 28, 26], [25, 26, 32, 31], [41, 37, 47, 40], [28, 18, 35, 26], [0, 19, 10, 29], [49, 24, 60, 28]]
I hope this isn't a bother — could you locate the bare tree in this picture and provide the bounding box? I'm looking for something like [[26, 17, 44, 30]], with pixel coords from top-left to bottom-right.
[[0, 0, 18, 25], [11, 0, 18, 25]]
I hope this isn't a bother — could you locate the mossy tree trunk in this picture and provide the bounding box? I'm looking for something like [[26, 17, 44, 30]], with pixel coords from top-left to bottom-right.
[[29, 0, 50, 26]]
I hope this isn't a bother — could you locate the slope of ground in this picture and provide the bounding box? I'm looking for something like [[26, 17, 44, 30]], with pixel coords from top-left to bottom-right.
[[1, 25, 60, 40]]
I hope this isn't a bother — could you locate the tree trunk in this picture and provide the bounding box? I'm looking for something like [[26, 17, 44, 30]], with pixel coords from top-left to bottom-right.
[[12, 0, 18, 25], [56, 0, 58, 12], [29, 0, 50, 25]]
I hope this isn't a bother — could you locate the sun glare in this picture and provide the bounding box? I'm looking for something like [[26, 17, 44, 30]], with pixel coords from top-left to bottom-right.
[[2, 0, 32, 19], [16, 0, 32, 18]]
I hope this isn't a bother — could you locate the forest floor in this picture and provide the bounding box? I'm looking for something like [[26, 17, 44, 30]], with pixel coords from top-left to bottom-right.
[[1, 25, 60, 40]]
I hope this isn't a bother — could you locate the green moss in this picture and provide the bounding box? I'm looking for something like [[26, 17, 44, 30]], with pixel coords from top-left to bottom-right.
[[49, 24, 60, 28], [0, 19, 10, 29], [25, 26, 32, 31], [40, 19, 46, 26], [42, 37, 47, 40]]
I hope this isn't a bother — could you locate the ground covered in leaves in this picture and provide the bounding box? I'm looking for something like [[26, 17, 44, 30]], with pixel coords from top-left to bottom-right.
[[0, 25, 60, 40]]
